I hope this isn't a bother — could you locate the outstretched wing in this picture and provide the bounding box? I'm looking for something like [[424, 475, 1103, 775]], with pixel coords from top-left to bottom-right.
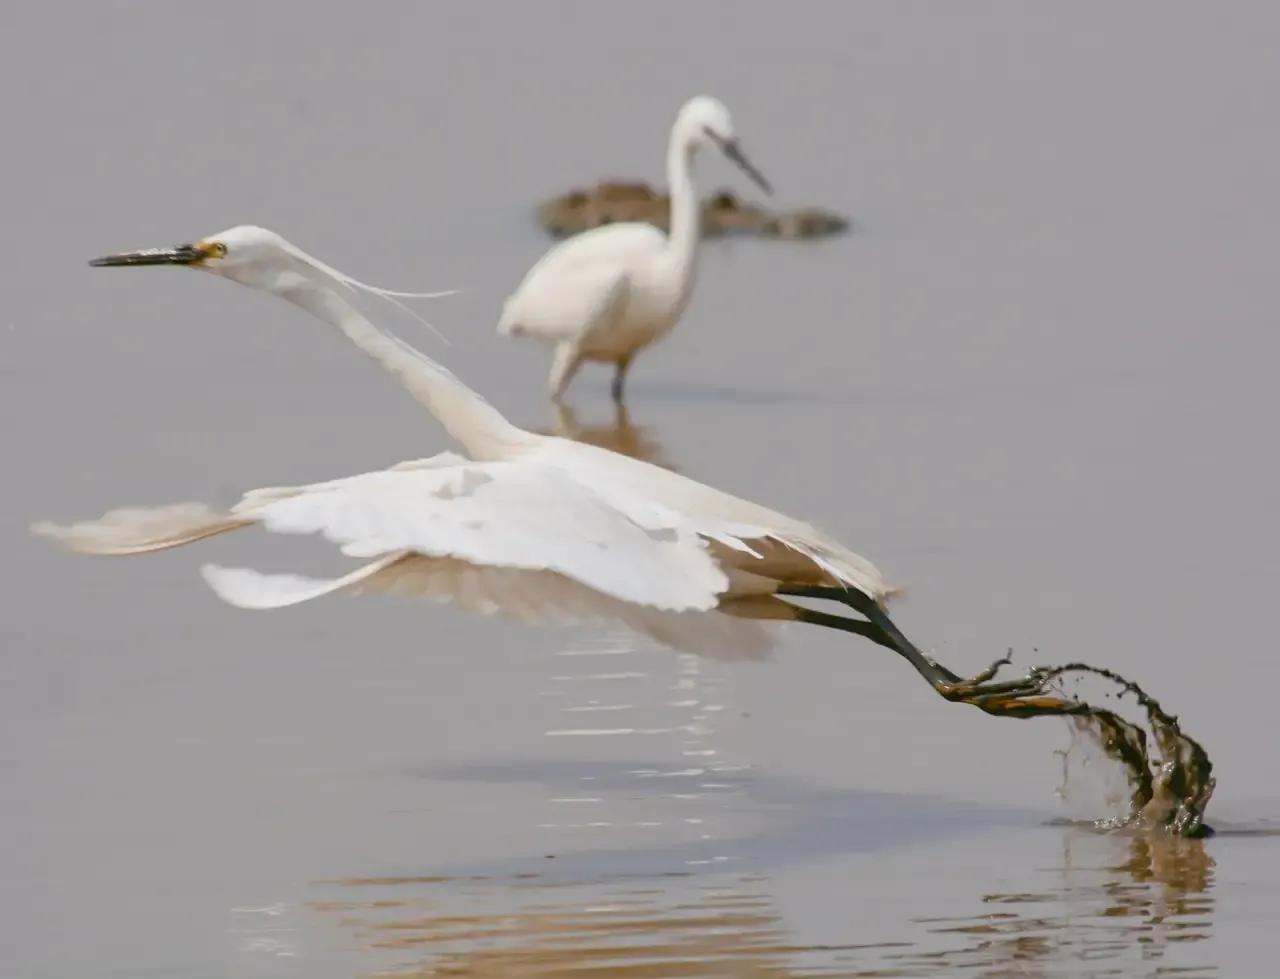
[[536, 438, 895, 601], [205, 553, 773, 660], [230, 457, 728, 612], [34, 453, 765, 655]]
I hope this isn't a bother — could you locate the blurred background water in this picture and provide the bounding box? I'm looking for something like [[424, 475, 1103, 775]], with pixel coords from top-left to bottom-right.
[[3, 3, 1278, 976]]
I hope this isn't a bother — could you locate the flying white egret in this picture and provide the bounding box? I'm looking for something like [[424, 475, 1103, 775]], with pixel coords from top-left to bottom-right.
[[35, 225, 1049, 711], [498, 95, 772, 403]]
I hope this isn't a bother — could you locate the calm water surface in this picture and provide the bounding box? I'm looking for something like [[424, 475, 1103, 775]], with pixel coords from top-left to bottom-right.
[[3, 3, 1279, 977]]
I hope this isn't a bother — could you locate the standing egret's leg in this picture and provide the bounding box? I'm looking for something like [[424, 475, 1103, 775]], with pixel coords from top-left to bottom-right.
[[610, 354, 634, 403], [777, 584, 1049, 705], [548, 343, 584, 402]]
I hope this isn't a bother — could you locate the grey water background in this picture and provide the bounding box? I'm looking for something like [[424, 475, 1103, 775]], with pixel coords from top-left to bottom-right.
[[3, 2, 1279, 976]]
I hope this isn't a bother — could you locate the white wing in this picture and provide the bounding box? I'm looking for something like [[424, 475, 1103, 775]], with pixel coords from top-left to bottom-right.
[[498, 224, 664, 344], [35, 452, 755, 658], [232, 457, 727, 612], [204, 553, 774, 660], [534, 438, 895, 601]]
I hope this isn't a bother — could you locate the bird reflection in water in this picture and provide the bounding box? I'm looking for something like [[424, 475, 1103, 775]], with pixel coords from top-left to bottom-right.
[[310, 830, 1215, 978], [894, 829, 1216, 977], [314, 875, 844, 978], [546, 400, 676, 471]]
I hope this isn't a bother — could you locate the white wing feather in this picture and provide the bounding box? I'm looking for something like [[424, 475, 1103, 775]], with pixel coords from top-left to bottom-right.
[[203, 553, 773, 659], [535, 438, 894, 600], [498, 224, 663, 344], [500, 265, 630, 345], [516, 223, 666, 280], [233, 458, 728, 612], [35, 453, 762, 655], [200, 552, 408, 609]]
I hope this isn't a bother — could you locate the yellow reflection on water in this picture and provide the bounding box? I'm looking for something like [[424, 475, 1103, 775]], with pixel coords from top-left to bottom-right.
[[545, 401, 675, 470], [312, 829, 1216, 978], [316, 877, 809, 978], [892, 830, 1216, 977]]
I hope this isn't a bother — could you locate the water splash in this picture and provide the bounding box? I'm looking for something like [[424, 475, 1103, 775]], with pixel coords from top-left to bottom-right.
[[1003, 660, 1216, 837]]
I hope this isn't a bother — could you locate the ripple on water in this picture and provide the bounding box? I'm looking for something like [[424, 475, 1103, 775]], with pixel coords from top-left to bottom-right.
[[309, 826, 1223, 978]]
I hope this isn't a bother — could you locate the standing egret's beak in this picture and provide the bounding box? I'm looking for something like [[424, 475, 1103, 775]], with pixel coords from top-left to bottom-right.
[[88, 243, 209, 268], [705, 131, 773, 196]]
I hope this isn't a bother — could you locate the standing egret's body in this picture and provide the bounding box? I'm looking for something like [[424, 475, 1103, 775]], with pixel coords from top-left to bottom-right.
[[499, 96, 772, 402], [37, 226, 1049, 711]]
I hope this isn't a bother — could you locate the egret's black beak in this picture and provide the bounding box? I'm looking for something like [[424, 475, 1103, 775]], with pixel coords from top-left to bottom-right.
[[706, 132, 773, 196], [88, 243, 206, 268]]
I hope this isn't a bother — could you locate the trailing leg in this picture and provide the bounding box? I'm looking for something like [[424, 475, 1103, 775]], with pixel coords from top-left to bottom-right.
[[777, 584, 1051, 705]]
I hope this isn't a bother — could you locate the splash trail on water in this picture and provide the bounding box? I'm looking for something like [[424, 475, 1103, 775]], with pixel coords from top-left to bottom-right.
[[965, 657, 1216, 837]]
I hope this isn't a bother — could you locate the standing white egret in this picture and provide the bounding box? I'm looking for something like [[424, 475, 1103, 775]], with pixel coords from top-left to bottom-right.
[[498, 95, 772, 403], [35, 226, 1050, 712]]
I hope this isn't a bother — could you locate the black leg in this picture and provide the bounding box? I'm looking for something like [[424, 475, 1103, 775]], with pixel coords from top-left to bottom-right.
[[788, 605, 898, 650], [611, 356, 632, 403], [777, 584, 1049, 703], [783, 598, 964, 690]]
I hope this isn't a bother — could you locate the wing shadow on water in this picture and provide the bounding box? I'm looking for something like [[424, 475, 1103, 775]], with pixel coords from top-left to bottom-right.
[[399, 758, 1035, 877]]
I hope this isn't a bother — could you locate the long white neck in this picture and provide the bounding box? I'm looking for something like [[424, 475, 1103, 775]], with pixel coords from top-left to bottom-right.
[[664, 131, 701, 284], [279, 279, 535, 461]]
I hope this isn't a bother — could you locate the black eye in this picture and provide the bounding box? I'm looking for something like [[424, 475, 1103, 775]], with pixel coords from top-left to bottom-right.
[[211, 243, 227, 257]]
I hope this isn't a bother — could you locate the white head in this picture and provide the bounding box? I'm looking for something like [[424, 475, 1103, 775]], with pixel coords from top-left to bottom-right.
[[674, 95, 772, 195], [88, 225, 451, 312], [90, 224, 331, 292]]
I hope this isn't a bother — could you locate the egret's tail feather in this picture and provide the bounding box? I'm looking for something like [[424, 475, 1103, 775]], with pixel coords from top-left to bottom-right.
[[201, 552, 409, 610], [31, 504, 248, 556]]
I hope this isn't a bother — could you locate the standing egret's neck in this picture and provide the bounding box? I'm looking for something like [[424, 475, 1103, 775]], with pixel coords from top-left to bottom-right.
[[277, 277, 535, 461], [664, 129, 702, 285]]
